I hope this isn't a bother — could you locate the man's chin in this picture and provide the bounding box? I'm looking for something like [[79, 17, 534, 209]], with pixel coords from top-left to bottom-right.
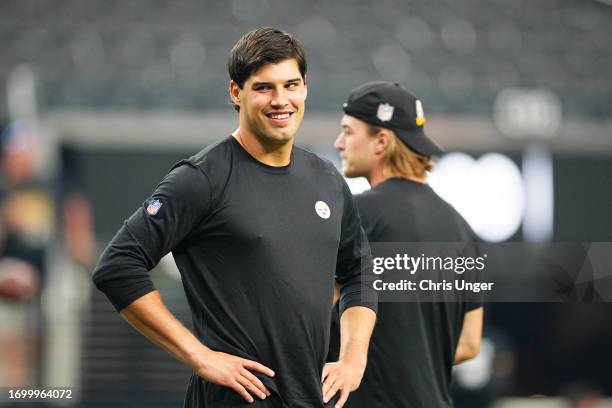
[[343, 168, 360, 178], [254, 128, 294, 146], [268, 133, 294, 145]]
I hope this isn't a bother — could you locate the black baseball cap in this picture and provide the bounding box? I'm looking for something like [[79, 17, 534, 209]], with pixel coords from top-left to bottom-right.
[[342, 81, 444, 156]]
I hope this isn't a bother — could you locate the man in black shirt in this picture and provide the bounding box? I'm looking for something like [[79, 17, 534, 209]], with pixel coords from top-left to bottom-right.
[[333, 81, 483, 408], [93, 28, 377, 408]]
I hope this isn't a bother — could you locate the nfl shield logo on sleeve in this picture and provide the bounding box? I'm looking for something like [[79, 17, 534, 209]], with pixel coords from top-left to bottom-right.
[[146, 198, 162, 215], [377, 103, 394, 122]]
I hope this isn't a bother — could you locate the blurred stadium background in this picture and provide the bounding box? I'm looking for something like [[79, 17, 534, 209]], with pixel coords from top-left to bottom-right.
[[1, 0, 611, 407]]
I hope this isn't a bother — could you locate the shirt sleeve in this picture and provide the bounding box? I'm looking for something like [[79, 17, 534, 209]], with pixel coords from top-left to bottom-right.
[[335, 179, 378, 317], [92, 162, 212, 311]]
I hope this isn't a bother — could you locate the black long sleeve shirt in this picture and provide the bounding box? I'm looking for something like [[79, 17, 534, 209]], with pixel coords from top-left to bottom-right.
[[92, 136, 377, 408], [344, 178, 481, 408]]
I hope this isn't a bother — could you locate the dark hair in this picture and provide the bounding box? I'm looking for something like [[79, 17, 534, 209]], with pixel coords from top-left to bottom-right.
[[228, 27, 307, 110]]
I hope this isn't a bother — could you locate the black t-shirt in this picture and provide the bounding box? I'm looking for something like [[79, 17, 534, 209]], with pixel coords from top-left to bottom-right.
[[92, 136, 377, 408], [341, 178, 482, 408]]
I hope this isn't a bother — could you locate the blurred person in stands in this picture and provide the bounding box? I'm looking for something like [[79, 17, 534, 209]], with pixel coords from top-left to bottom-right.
[[0, 121, 96, 388], [331, 81, 483, 408], [0, 121, 50, 387]]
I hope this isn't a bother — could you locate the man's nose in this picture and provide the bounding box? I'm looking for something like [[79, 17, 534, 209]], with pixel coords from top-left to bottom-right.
[[271, 87, 289, 107], [334, 134, 344, 150]]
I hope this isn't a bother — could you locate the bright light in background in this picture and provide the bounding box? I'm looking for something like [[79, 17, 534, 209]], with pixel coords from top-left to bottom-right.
[[493, 87, 558, 242], [429, 153, 525, 242], [345, 177, 370, 194], [494, 88, 562, 139], [453, 338, 495, 389], [314, 148, 371, 195], [429, 153, 479, 225], [522, 145, 554, 242]]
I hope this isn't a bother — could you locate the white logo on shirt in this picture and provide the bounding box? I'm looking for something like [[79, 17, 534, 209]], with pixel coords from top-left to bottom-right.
[[315, 201, 331, 219]]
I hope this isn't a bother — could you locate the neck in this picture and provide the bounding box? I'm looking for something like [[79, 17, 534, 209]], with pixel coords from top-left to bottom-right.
[[233, 128, 293, 167], [366, 165, 427, 188], [366, 166, 386, 189]]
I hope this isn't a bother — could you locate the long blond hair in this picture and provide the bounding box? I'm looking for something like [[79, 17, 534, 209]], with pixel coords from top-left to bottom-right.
[[368, 125, 433, 179]]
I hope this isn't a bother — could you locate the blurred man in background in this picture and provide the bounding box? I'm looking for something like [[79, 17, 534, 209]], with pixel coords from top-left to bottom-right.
[[0, 122, 50, 387], [0, 120, 96, 391], [332, 81, 483, 408]]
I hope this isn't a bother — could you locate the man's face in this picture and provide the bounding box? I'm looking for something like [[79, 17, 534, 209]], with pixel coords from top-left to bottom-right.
[[231, 59, 307, 146], [334, 115, 380, 178]]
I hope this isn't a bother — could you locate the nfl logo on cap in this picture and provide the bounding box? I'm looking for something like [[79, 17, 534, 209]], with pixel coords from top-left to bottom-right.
[[377, 103, 394, 122], [146, 198, 162, 215]]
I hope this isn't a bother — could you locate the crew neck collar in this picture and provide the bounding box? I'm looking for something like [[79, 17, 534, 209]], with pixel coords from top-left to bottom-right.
[[229, 135, 293, 174]]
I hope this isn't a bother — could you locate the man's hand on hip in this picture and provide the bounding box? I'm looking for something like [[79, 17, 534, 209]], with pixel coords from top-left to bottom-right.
[[118, 292, 276, 405], [321, 359, 365, 408], [196, 349, 275, 403]]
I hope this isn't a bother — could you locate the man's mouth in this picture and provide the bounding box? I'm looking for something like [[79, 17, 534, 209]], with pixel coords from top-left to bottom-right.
[[266, 112, 293, 120], [265, 111, 294, 127]]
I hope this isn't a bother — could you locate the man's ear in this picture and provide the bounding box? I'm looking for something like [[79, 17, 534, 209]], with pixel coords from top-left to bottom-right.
[[229, 80, 241, 108], [303, 75, 308, 99], [374, 129, 390, 155]]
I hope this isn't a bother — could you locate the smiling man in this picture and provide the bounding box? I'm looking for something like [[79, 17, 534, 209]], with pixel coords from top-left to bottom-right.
[[92, 27, 377, 408]]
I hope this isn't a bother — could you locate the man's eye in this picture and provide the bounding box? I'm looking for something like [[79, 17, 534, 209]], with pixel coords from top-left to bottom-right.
[[286, 83, 298, 88]]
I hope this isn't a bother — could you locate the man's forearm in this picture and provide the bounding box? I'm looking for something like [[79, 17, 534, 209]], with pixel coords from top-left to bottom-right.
[[333, 282, 341, 305], [453, 307, 484, 364], [338, 306, 376, 366], [321, 306, 376, 406], [454, 344, 474, 364], [119, 290, 209, 370]]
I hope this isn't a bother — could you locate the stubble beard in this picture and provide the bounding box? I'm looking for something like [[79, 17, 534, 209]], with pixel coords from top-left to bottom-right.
[[254, 126, 293, 149], [253, 113, 302, 150], [343, 160, 368, 179]]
